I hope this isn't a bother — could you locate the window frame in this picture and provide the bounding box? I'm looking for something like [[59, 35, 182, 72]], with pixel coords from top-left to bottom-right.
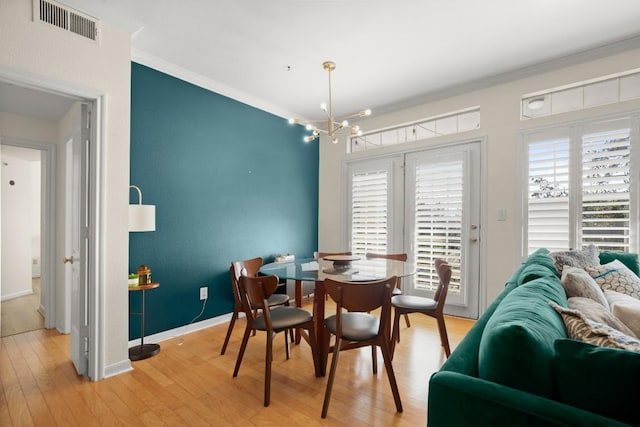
[[518, 111, 640, 259]]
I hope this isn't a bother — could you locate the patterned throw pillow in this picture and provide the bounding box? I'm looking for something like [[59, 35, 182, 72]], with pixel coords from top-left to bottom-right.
[[585, 259, 640, 300], [549, 244, 600, 275], [550, 301, 640, 352], [567, 297, 635, 337], [561, 266, 609, 309]]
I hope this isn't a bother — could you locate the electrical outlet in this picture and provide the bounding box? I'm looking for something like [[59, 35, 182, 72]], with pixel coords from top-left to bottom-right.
[[200, 286, 208, 300]]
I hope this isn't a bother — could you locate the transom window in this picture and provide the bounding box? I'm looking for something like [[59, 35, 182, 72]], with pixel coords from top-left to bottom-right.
[[350, 107, 480, 153]]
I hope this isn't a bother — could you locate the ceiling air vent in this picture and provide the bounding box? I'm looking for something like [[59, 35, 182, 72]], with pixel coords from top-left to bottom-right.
[[34, 0, 99, 42]]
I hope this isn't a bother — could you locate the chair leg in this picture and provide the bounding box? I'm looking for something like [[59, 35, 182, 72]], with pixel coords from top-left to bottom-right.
[[380, 340, 403, 413], [264, 331, 274, 407], [436, 316, 451, 357], [232, 324, 253, 377], [321, 337, 342, 418], [284, 329, 290, 360], [220, 309, 238, 355], [371, 345, 378, 374], [391, 308, 402, 359], [403, 313, 411, 328]]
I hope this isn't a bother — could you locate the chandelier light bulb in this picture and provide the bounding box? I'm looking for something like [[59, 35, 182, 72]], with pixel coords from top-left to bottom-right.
[[341, 120, 349, 127], [305, 123, 314, 131], [304, 135, 316, 143], [288, 118, 296, 124], [320, 102, 327, 112], [331, 136, 338, 144]]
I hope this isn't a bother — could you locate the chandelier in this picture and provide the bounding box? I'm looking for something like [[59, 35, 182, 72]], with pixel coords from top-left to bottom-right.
[[289, 61, 372, 144]]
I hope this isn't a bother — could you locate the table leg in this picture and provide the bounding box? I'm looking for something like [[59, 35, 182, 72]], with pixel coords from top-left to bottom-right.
[[129, 289, 160, 361], [295, 279, 302, 344], [314, 281, 328, 376]]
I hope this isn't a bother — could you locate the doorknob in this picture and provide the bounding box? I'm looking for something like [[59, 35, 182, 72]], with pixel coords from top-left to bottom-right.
[[470, 238, 478, 243], [63, 256, 74, 264]]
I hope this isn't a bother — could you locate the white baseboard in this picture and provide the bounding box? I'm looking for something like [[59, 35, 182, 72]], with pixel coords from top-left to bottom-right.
[[103, 359, 133, 379], [1, 289, 34, 302], [104, 312, 233, 380], [127, 311, 233, 348]]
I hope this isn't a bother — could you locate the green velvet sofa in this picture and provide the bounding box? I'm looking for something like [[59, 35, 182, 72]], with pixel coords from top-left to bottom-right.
[[427, 249, 640, 426]]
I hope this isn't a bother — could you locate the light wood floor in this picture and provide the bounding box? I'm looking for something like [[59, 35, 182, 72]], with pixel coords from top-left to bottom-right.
[[0, 300, 474, 426], [1, 279, 44, 337]]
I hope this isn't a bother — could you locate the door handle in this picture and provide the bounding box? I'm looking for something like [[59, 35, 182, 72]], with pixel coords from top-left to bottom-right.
[[63, 256, 75, 264], [470, 238, 478, 243]]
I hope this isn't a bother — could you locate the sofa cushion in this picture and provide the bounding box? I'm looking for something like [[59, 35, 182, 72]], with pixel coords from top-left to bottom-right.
[[567, 297, 635, 337], [560, 266, 609, 309], [599, 251, 640, 277], [554, 339, 640, 426], [478, 277, 567, 398], [516, 248, 558, 286], [549, 244, 600, 275], [551, 302, 640, 352], [585, 259, 640, 299], [604, 290, 640, 338]]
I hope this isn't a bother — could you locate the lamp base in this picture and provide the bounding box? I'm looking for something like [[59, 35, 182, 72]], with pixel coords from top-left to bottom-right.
[[129, 343, 160, 361]]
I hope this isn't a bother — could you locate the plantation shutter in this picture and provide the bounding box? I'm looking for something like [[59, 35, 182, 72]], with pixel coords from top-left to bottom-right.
[[412, 152, 465, 294], [351, 169, 388, 255], [581, 121, 631, 251], [526, 133, 571, 253], [348, 156, 403, 256]]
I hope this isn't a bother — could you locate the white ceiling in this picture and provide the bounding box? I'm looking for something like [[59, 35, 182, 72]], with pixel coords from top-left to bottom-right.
[[3, 1, 640, 123]]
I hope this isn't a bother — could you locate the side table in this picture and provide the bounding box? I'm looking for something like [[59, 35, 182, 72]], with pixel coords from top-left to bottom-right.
[[128, 282, 160, 361]]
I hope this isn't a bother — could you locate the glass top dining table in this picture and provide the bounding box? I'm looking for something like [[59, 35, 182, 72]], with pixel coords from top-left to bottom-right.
[[259, 256, 415, 376]]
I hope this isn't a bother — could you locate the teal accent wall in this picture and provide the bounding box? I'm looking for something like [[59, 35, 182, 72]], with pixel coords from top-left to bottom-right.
[[129, 62, 318, 340]]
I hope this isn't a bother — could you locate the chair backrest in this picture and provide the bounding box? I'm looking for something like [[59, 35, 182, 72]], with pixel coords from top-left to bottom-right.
[[433, 259, 452, 310], [316, 251, 352, 259], [238, 274, 280, 320], [366, 252, 408, 262], [324, 276, 396, 337], [230, 257, 263, 306]]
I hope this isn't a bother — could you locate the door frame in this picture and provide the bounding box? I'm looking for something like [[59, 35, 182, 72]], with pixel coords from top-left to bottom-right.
[[0, 138, 56, 329], [0, 69, 105, 380]]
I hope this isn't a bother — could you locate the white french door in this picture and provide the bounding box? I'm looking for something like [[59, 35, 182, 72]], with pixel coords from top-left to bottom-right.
[[405, 142, 481, 318], [347, 140, 482, 319]]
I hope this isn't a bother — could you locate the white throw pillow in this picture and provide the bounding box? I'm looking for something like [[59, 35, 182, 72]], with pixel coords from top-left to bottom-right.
[[605, 290, 640, 338]]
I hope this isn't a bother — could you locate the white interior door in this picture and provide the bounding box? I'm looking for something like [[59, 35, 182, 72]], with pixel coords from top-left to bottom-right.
[[404, 141, 481, 318], [68, 103, 90, 376]]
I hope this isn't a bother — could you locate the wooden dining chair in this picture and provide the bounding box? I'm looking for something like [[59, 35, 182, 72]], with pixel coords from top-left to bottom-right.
[[321, 276, 403, 418], [365, 252, 411, 330], [220, 257, 290, 355], [391, 258, 452, 358], [233, 274, 319, 407]]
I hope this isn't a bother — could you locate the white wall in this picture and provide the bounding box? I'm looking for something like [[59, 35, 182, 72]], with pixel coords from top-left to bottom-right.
[[1, 0, 132, 377], [1, 155, 33, 300], [319, 47, 640, 310]]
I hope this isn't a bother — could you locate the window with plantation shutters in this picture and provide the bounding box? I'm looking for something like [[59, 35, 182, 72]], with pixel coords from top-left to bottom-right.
[[522, 114, 639, 256], [350, 168, 389, 255]]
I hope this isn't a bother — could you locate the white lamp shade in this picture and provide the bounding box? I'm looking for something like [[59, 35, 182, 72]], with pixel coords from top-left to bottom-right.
[[128, 204, 156, 232]]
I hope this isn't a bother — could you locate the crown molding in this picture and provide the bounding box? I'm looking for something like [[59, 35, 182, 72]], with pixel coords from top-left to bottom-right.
[[131, 48, 295, 120]]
